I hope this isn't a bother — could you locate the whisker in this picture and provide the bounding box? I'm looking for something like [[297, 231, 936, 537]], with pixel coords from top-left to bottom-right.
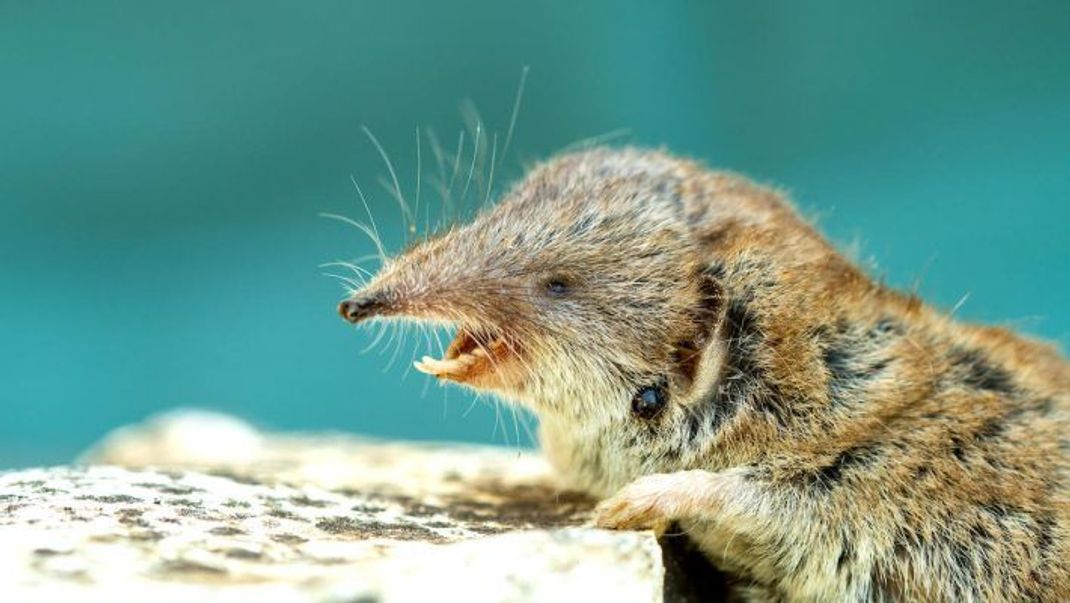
[[560, 127, 633, 153], [385, 322, 409, 371], [363, 125, 413, 236], [319, 260, 375, 282], [378, 320, 402, 362], [950, 291, 971, 317], [509, 401, 521, 455], [426, 128, 449, 191], [482, 133, 499, 208], [320, 212, 387, 262], [460, 121, 482, 209], [448, 130, 465, 202], [322, 272, 365, 291], [462, 392, 481, 418], [426, 128, 453, 222], [500, 66, 529, 167], [413, 126, 422, 237], [347, 173, 386, 262]]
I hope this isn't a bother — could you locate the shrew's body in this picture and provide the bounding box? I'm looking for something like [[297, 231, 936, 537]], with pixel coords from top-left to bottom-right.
[[339, 148, 1070, 601]]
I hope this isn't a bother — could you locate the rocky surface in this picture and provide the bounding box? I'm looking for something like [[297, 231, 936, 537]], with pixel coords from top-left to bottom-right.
[[0, 411, 675, 602]]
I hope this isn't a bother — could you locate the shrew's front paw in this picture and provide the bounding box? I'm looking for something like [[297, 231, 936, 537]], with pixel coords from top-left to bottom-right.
[[594, 471, 704, 531]]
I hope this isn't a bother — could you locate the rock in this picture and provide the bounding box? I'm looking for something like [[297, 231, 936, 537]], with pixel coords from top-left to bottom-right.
[[1, 411, 669, 602], [81, 409, 557, 498]]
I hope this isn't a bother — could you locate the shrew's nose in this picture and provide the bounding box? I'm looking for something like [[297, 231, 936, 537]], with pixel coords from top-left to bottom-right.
[[337, 295, 384, 324]]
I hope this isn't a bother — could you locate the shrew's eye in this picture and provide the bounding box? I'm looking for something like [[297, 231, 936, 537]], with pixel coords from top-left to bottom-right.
[[544, 278, 570, 297], [631, 380, 668, 420]]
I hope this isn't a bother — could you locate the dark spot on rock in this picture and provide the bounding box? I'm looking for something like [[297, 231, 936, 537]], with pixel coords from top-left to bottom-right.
[[209, 526, 247, 536], [176, 506, 223, 521], [128, 529, 167, 542], [290, 494, 333, 508], [315, 516, 445, 542], [271, 533, 308, 545], [380, 494, 444, 517], [75, 494, 143, 504], [351, 502, 388, 514], [206, 469, 261, 485], [33, 548, 69, 557], [315, 516, 363, 534], [406, 502, 447, 516], [161, 485, 199, 495], [340, 596, 380, 603], [464, 524, 508, 535], [134, 482, 201, 496], [168, 498, 200, 507], [266, 507, 299, 520], [117, 509, 149, 528], [459, 482, 594, 529], [223, 548, 264, 561], [157, 559, 228, 577], [222, 499, 251, 509]]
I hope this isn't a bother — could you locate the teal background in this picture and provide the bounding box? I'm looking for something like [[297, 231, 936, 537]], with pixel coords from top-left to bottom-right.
[[2, 1, 1068, 468]]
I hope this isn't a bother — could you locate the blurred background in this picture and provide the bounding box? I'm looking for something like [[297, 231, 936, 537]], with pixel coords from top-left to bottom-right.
[[2, 1, 1068, 468]]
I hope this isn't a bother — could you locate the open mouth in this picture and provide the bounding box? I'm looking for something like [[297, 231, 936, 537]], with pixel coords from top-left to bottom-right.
[[413, 327, 514, 386]]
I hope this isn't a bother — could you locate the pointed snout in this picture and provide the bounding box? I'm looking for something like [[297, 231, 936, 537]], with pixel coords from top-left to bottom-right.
[[338, 294, 386, 324]]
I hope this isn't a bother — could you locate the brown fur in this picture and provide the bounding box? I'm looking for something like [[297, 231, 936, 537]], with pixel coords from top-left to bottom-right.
[[339, 147, 1070, 601]]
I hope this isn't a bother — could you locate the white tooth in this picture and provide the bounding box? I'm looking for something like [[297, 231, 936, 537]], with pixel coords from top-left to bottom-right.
[[417, 356, 460, 374], [415, 357, 447, 374], [419, 358, 440, 370]]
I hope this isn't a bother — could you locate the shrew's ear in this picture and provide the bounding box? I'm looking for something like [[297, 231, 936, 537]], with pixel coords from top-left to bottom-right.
[[672, 265, 724, 389]]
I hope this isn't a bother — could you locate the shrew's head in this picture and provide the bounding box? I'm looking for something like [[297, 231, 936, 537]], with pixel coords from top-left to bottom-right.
[[338, 147, 840, 433]]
